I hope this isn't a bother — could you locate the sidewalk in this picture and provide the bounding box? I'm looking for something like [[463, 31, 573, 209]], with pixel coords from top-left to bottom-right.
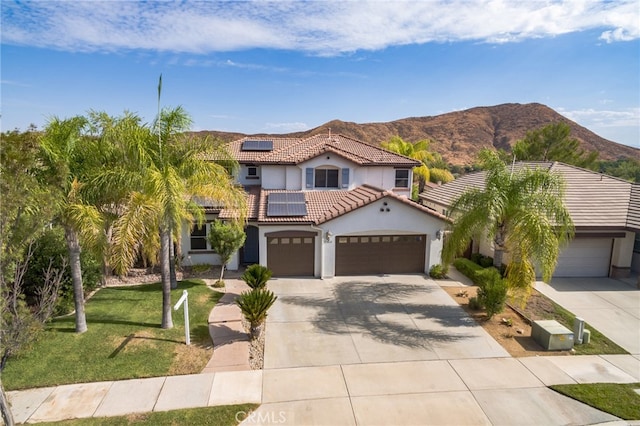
[[7, 275, 640, 425], [8, 353, 639, 424]]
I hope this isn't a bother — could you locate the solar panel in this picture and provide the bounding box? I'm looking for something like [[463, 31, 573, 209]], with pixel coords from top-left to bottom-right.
[[242, 140, 273, 151], [267, 192, 308, 217]]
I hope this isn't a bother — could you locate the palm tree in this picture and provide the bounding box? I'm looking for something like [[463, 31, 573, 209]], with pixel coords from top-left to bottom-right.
[[442, 149, 574, 297], [381, 136, 434, 194], [40, 117, 103, 333], [100, 108, 247, 329]]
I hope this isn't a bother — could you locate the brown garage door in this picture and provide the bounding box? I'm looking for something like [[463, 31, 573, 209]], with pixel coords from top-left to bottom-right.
[[335, 234, 426, 275], [266, 231, 315, 276]]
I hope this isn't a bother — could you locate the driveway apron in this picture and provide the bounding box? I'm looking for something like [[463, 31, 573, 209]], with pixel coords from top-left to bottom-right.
[[255, 275, 624, 426]]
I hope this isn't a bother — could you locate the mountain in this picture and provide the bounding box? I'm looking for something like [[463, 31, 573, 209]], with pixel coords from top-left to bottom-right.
[[193, 103, 639, 166]]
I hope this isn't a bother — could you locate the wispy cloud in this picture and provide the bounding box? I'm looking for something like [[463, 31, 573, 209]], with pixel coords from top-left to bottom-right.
[[557, 107, 640, 128], [2, 1, 638, 55], [264, 122, 309, 132]]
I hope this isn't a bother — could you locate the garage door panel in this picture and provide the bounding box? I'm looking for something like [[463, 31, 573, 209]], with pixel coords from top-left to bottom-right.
[[268, 236, 314, 276], [554, 238, 612, 277], [335, 234, 426, 276]]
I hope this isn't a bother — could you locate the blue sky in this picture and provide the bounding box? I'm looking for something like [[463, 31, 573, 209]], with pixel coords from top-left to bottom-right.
[[2, 1, 639, 149]]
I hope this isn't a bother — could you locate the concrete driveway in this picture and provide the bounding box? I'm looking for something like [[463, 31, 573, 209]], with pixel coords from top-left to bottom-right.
[[536, 276, 640, 355], [253, 275, 628, 425], [264, 274, 508, 369]]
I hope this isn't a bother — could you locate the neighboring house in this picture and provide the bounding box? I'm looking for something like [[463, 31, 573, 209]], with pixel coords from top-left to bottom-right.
[[180, 134, 449, 278], [419, 161, 640, 279]]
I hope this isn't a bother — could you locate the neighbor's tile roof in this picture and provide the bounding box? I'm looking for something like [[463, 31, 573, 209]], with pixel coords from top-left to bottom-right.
[[225, 134, 420, 167], [627, 184, 640, 230], [419, 161, 639, 231], [248, 185, 448, 225]]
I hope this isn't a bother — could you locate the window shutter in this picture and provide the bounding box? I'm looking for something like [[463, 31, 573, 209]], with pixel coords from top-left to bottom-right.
[[341, 168, 350, 188], [306, 168, 313, 188]]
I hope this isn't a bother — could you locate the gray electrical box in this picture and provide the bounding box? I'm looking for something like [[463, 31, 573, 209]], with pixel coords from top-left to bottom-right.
[[532, 320, 574, 351]]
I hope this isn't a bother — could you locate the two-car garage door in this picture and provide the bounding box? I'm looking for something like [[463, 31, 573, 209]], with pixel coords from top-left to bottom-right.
[[335, 234, 426, 275], [267, 231, 428, 277]]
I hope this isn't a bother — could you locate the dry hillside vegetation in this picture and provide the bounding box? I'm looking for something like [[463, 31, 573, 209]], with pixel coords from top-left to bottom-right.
[[194, 103, 639, 166]]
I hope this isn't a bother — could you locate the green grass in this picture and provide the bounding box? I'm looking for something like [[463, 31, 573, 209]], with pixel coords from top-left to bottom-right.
[[548, 302, 628, 355], [551, 383, 640, 420], [36, 404, 260, 425], [3, 279, 223, 390]]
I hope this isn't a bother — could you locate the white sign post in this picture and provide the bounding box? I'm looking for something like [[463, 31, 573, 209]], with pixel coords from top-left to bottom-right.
[[173, 290, 190, 345]]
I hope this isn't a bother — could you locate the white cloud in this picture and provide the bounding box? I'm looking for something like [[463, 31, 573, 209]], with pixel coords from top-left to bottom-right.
[[557, 107, 640, 128], [2, 1, 638, 55], [264, 122, 309, 132]]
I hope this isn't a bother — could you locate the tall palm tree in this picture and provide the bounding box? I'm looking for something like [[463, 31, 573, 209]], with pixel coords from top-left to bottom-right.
[[442, 149, 574, 297], [100, 108, 247, 329], [40, 117, 103, 333], [381, 136, 434, 194]]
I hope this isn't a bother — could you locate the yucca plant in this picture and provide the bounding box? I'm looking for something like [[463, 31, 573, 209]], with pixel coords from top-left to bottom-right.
[[236, 288, 277, 339], [241, 264, 272, 290]]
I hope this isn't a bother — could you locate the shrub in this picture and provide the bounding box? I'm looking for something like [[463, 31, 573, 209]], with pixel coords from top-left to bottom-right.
[[478, 256, 494, 268], [473, 267, 502, 289], [236, 288, 277, 339], [24, 227, 101, 315], [241, 264, 272, 290], [468, 296, 482, 310], [452, 258, 482, 280], [476, 269, 508, 319], [429, 264, 448, 279], [470, 253, 483, 265]]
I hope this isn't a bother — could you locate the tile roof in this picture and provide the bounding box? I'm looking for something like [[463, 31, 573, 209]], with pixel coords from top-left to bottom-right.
[[225, 134, 420, 167], [628, 184, 640, 230], [419, 161, 639, 231], [246, 185, 448, 225]]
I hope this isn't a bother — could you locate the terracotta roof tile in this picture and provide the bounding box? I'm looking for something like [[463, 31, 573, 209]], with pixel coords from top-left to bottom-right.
[[253, 185, 448, 225], [225, 134, 419, 167]]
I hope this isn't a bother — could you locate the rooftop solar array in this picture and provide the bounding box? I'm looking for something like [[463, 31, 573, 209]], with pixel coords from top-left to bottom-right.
[[242, 140, 274, 151], [267, 192, 307, 217]]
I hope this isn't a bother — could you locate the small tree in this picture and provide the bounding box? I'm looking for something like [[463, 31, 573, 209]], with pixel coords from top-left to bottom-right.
[[474, 268, 508, 319], [1, 245, 66, 425], [241, 264, 272, 290], [207, 220, 246, 284], [236, 288, 277, 339]]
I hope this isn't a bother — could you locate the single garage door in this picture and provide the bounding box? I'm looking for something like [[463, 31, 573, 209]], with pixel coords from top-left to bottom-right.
[[267, 231, 315, 276], [553, 238, 613, 277], [335, 234, 426, 275]]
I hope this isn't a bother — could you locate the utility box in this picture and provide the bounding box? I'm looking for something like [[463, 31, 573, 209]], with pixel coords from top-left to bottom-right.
[[532, 320, 574, 351]]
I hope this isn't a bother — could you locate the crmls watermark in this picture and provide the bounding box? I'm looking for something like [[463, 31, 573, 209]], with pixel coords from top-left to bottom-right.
[[236, 409, 289, 424]]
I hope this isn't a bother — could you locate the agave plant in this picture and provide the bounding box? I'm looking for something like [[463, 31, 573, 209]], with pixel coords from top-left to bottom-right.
[[241, 264, 272, 290], [236, 288, 277, 339]]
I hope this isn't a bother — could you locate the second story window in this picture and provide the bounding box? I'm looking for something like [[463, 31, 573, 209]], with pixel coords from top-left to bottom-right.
[[395, 169, 410, 188], [315, 168, 339, 188], [247, 166, 258, 179]]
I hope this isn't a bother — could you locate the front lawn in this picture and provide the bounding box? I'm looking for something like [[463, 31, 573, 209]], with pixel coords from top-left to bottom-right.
[[551, 383, 640, 420], [36, 404, 260, 426], [3, 279, 221, 390]]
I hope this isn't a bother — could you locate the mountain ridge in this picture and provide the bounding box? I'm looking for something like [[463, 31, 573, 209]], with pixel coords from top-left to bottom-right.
[[193, 103, 638, 166]]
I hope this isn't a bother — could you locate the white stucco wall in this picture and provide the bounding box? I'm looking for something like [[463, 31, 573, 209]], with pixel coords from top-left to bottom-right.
[[611, 231, 635, 270], [236, 164, 262, 187], [285, 166, 302, 190], [318, 196, 446, 278], [261, 166, 286, 189]]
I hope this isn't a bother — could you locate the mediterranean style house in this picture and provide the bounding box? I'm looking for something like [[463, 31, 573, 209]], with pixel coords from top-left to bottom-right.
[[180, 134, 449, 278], [419, 162, 640, 279]]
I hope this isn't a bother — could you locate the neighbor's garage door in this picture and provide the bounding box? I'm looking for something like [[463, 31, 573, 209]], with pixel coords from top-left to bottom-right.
[[267, 232, 315, 276], [554, 238, 613, 277], [335, 235, 426, 275]]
